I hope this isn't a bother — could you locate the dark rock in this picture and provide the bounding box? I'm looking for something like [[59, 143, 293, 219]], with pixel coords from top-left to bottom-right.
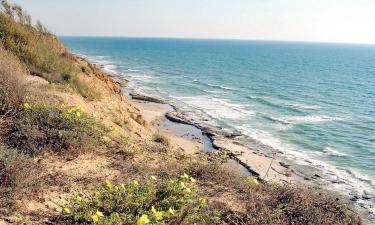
[[130, 93, 166, 104], [279, 162, 290, 168]]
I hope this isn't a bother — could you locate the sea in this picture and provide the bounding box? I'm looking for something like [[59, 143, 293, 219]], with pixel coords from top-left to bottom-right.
[[60, 37, 375, 216]]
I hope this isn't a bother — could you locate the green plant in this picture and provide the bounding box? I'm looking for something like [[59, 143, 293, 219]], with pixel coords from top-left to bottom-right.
[[5, 104, 107, 156], [152, 132, 170, 147], [62, 174, 220, 224]]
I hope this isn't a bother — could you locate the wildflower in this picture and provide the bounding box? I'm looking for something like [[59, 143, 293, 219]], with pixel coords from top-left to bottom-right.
[[169, 179, 175, 184], [168, 207, 175, 216], [120, 183, 126, 190], [67, 108, 73, 114], [185, 187, 192, 193], [96, 210, 104, 217], [91, 214, 99, 223], [133, 180, 139, 186], [22, 103, 31, 110], [151, 175, 157, 181], [199, 197, 207, 205], [76, 111, 81, 118], [137, 215, 150, 225], [104, 179, 113, 189], [180, 181, 186, 188], [251, 178, 259, 186], [189, 177, 197, 183], [75, 195, 82, 201], [151, 206, 157, 214], [77, 105, 85, 112], [181, 173, 189, 179], [63, 207, 71, 214], [155, 211, 164, 220]]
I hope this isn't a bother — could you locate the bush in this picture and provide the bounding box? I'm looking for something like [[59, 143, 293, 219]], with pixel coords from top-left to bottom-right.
[[5, 104, 107, 156], [153, 132, 170, 147], [62, 175, 220, 224], [0, 144, 41, 209], [0, 45, 25, 117]]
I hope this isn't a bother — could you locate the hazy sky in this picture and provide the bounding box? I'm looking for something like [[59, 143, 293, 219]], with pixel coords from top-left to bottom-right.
[[11, 0, 375, 44]]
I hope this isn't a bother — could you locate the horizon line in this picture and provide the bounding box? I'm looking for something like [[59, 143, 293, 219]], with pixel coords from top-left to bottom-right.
[[58, 35, 375, 46]]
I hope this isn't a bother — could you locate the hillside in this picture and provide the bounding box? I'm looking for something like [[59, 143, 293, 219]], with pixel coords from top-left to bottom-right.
[[0, 1, 362, 224]]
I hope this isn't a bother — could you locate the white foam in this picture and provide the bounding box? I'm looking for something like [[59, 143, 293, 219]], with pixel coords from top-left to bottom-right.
[[207, 83, 236, 90], [175, 96, 254, 120], [202, 89, 223, 94], [323, 147, 347, 157], [278, 115, 347, 124], [286, 102, 321, 110]]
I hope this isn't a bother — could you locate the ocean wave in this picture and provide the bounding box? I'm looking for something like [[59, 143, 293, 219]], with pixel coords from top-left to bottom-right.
[[236, 124, 374, 210], [323, 147, 347, 157], [127, 69, 141, 72], [103, 64, 119, 75], [202, 89, 223, 94], [247, 95, 321, 112], [206, 83, 236, 90], [174, 96, 254, 120], [283, 115, 347, 124]]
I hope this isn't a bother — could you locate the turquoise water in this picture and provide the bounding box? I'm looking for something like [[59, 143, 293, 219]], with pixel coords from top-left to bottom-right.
[[61, 37, 375, 212]]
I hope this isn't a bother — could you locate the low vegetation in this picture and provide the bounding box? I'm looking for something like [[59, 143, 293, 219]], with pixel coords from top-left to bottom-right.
[[61, 175, 219, 225], [6, 104, 107, 156], [153, 132, 170, 146], [0, 144, 41, 210], [0, 0, 100, 100]]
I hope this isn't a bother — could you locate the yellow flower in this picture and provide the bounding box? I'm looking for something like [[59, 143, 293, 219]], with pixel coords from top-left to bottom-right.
[[251, 178, 259, 186], [150, 175, 157, 181], [22, 103, 31, 110], [77, 105, 85, 112], [185, 187, 192, 193], [168, 207, 175, 216], [189, 177, 196, 183], [76, 111, 81, 118], [155, 211, 164, 220], [91, 214, 99, 223], [151, 206, 157, 214], [104, 179, 113, 189], [75, 195, 82, 201], [181, 173, 189, 179], [133, 180, 139, 186], [67, 108, 73, 114], [180, 181, 186, 188], [137, 215, 150, 225], [169, 179, 175, 184], [120, 183, 126, 190], [63, 207, 71, 214], [96, 210, 104, 217], [199, 197, 207, 205]]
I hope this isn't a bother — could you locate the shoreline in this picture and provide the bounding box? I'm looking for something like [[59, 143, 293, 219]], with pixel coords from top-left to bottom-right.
[[130, 91, 308, 184]]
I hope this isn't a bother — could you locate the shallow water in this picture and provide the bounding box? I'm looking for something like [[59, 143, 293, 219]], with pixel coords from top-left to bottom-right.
[[61, 37, 375, 214]]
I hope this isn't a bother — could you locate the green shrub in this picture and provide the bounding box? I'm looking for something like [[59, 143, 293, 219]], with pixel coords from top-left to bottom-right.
[[62, 174, 220, 224], [5, 104, 107, 156]]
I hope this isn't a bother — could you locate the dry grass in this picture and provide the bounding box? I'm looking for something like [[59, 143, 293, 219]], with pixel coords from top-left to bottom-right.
[[0, 144, 42, 212], [0, 45, 26, 118]]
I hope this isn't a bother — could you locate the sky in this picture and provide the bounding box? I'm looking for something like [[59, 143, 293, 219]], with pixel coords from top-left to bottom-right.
[[10, 0, 375, 44]]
